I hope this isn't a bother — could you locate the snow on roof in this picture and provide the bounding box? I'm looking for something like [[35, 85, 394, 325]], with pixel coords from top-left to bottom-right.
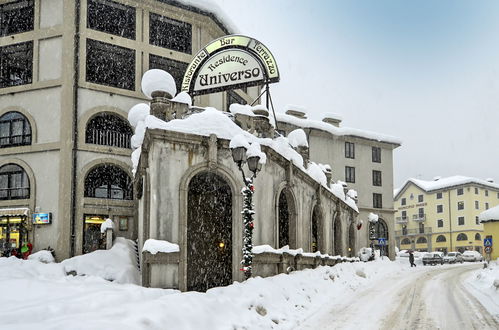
[[275, 112, 401, 145], [479, 205, 499, 223], [396, 176, 499, 198], [143, 239, 180, 254]]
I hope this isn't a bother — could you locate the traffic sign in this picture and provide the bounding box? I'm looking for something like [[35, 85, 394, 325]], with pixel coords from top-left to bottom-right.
[[378, 238, 387, 246], [485, 246, 492, 254], [484, 238, 493, 247]]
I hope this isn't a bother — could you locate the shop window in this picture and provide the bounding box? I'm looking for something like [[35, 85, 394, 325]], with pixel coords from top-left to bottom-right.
[[87, 0, 135, 39], [345, 142, 355, 159], [372, 170, 382, 186], [373, 193, 382, 209], [0, 111, 31, 148], [457, 201, 464, 210], [372, 146, 381, 163], [149, 13, 191, 54], [0, 41, 33, 88], [0, 0, 34, 37], [436, 192, 442, 199], [437, 219, 443, 228], [456, 233, 467, 241], [86, 39, 135, 90], [0, 164, 29, 200], [226, 90, 246, 112], [345, 166, 355, 183], [416, 237, 427, 244], [475, 233, 481, 241], [436, 235, 446, 242], [149, 54, 188, 94], [84, 164, 132, 200], [458, 216, 465, 226], [457, 188, 463, 195], [85, 113, 132, 149]]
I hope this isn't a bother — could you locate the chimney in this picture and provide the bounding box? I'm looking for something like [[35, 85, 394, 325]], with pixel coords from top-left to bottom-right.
[[322, 113, 342, 127], [284, 105, 307, 119], [486, 178, 494, 183]]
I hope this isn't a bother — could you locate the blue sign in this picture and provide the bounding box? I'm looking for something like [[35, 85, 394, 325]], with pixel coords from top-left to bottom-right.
[[484, 238, 493, 247], [378, 238, 387, 246], [33, 213, 52, 225]]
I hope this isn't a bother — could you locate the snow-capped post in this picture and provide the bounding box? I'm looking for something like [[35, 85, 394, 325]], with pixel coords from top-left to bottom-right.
[[100, 218, 114, 250], [230, 135, 266, 280]]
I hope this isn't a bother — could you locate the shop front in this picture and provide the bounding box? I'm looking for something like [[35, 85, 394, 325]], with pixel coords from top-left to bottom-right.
[[0, 208, 30, 257], [83, 214, 107, 254]]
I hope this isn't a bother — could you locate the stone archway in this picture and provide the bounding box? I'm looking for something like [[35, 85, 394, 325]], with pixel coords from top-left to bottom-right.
[[333, 214, 342, 255], [277, 188, 297, 249], [187, 172, 232, 292]]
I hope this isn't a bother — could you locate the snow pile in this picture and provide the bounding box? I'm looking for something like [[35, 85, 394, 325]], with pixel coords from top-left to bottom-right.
[[368, 212, 379, 223], [28, 250, 55, 263], [246, 141, 267, 164], [142, 239, 180, 254], [479, 204, 499, 223], [287, 129, 308, 148], [229, 103, 256, 117], [61, 238, 139, 284], [464, 261, 499, 317], [141, 69, 176, 98], [253, 244, 356, 261], [306, 162, 328, 186], [1, 255, 65, 279], [172, 91, 192, 105], [100, 218, 114, 233], [128, 103, 150, 128]]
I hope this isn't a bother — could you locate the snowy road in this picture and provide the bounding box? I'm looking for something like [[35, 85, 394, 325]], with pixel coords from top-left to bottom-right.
[[299, 263, 499, 330]]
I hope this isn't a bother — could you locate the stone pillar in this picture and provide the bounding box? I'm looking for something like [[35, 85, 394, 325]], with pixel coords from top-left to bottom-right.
[[105, 228, 113, 250]]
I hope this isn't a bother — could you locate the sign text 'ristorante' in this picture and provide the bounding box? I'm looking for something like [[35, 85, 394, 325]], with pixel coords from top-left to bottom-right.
[[182, 35, 280, 96]]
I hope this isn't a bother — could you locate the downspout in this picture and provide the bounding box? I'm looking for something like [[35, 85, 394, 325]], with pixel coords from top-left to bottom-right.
[[447, 190, 453, 251], [70, 0, 81, 257]]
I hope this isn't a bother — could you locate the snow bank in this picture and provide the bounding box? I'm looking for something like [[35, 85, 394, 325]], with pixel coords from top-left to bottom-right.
[[61, 238, 139, 284], [28, 250, 55, 264], [142, 239, 180, 254], [464, 261, 499, 317]]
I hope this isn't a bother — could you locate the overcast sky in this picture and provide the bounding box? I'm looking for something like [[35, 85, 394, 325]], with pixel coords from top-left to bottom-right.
[[212, 0, 499, 188]]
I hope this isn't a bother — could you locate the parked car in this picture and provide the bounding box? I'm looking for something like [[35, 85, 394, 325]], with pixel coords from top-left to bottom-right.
[[443, 252, 464, 264], [462, 250, 483, 262], [422, 252, 444, 265]]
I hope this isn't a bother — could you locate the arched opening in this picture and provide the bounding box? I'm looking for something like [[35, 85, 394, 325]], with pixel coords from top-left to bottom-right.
[[436, 235, 446, 242], [85, 113, 132, 149], [416, 237, 427, 244], [0, 163, 30, 200], [370, 218, 389, 256], [0, 111, 32, 148], [333, 214, 342, 255], [84, 164, 133, 200], [278, 190, 289, 248], [187, 172, 232, 292], [311, 205, 320, 252], [475, 233, 481, 241], [457, 233, 467, 241], [348, 221, 355, 257], [401, 238, 411, 245]]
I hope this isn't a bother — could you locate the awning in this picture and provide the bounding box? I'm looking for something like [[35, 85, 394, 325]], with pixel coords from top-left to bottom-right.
[[0, 208, 30, 217]]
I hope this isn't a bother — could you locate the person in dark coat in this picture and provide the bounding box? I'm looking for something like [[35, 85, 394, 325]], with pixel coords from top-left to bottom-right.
[[409, 251, 416, 267]]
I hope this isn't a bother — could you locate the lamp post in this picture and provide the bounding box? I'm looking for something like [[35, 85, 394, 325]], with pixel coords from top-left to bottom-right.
[[231, 145, 263, 280]]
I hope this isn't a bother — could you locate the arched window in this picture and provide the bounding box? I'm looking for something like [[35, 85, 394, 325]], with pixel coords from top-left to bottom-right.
[[416, 237, 427, 244], [369, 218, 388, 240], [0, 111, 32, 148], [401, 238, 411, 245], [85, 113, 132, 149], [456, 233, 468, 241], [475, 233, 481, 241], [0, 164, 29, 200], [84, 164, 132, 200], [311, 206, 320, 252], [278, 190, 289, 248], [436, 235, 446, 242]]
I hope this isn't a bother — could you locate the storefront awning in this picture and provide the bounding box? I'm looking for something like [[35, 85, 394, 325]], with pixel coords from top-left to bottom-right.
[[0, 208, 30, 217]]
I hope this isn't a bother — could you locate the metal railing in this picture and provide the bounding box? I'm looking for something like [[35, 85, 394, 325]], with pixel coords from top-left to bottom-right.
[[412, 214, 426, 222], [395, 227, 432, 237], [396, 216, 408, 224]]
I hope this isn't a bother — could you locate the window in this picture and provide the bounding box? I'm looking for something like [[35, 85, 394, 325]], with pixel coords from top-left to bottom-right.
[[401, 238, 411, 245], [401, 210, 407, 219], [86, 39, 135, 90], [345, 142, 355, 158], [458, 216, 465, 226], [456, 233, 467, 241], [149, 13, 191, 54], [437, 219, 443, 228], [475, 233, 481, 241], [418, 208, 424, 218], [416, 237, 427, 244], [436, 192, 442, 199], [497, 192, 499, 199], [226, 90, 246, 112], [419, 222, 424, 233], [436, 235, 446, 242], [87, 0, 135, 39], [437, 205, 443, 213], [373, 193, 382, 209], [85, 113, 132, 149], [372, 170, 382, 186], [457, 201, 464, 210], [485, 202, 489, 210], [0, 111, 31, 147], [475, 201, 479, 210], [457, 188, 463, 195], [0, 0, 34, 37], [149, 54, 188, 94], [372, 146, 381, 163], [402, 226, 407, 235], [345, 166, 355, 183], [485, 190, 489, 196], [418, 194, 423, 202], [476, 216, 479, 225], [401, 198, 406, 206], [475, 187, 479, 194], [84, 164, 133, 200], [0, 41, 33, 88], [0, 164, 29, 200]]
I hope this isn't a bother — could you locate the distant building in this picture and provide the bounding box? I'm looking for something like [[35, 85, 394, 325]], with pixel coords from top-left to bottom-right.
[[394, 176, 499, 253], [0, 0, 258, 259], [479, 205, 499, 260]]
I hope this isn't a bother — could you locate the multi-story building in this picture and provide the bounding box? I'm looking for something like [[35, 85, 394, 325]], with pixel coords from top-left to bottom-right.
[[275, 108, 401, 258], [394, 176, 499, 253], [0, 0, 259, 259]]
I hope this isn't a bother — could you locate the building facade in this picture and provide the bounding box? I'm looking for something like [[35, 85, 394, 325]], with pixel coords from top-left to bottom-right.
[[479, 205, 499, 261], [275, 109, 401, 259], [0, 0, 258, 259], [394, 176, 499, 253]]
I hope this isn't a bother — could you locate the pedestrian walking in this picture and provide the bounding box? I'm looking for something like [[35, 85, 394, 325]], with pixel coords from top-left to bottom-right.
[[409, 251, 416, 267]]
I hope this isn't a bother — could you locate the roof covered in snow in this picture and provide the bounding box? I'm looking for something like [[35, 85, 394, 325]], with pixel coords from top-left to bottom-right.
[[479, 205, 499, 223], [275, 112, 401, 146], [395, 176, 499, 200]]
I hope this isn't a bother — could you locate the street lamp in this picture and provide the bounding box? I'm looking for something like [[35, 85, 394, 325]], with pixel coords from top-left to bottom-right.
[[230, 142, 264, 280]]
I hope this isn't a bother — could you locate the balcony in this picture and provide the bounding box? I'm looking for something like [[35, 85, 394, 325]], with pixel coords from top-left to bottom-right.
[[396, 216, 408, 224], [412, 214, 426, 222], [395, 227, 432, 237]]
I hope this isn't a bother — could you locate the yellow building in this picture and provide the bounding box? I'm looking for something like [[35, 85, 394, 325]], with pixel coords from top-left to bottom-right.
[[479, 205, 499, 261], [394, 176, 499, 254]]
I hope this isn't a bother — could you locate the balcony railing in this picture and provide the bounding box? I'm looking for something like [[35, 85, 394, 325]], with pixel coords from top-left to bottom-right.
[[395, 227, 432, 237], [412, 214, 426, 222], [396, 216, 408, 224]]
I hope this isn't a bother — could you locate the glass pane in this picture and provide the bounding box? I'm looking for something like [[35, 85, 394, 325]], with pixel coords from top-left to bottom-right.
[[87, 0, 135, 39], [0, 41, 33, 88], [94, 186, 108, 198], [149, 13, 191, 54], [0, 0, 34, 37]]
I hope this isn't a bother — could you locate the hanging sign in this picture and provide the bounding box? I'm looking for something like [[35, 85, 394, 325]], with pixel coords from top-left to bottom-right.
[[182, 35, 280, 96]]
